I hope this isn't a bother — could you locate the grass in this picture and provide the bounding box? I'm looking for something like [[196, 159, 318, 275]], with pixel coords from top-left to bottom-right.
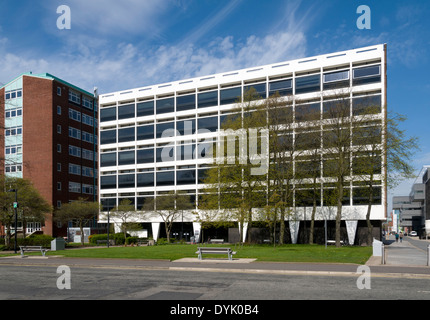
[[6, 243, 374, 265]]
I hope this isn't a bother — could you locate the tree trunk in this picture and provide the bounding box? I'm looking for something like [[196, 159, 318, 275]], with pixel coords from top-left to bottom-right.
[[335, 179, 344, 248]]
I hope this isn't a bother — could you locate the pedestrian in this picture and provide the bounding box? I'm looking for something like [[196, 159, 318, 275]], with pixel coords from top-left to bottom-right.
[[395, 233, 399, 242], [399, 232, 403, 243]]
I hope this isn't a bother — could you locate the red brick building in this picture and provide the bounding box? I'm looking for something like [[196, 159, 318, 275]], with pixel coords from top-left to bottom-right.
[[1, 73, 98, 237]]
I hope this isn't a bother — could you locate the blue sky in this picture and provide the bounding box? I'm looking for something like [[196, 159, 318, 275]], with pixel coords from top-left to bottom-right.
[[0, 0, 429, 203]]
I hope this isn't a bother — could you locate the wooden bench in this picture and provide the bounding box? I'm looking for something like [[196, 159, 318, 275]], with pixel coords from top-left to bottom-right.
[[19, 246, 49, 257], [209, 239, 225, 244], [196, 247, 236, 260]]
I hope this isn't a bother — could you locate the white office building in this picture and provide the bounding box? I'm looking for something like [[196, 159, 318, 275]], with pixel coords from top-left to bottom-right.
[[98, 44, 387, 245]]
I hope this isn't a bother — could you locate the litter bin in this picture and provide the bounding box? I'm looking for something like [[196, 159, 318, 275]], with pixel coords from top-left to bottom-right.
[[51, 238, 66, 251]]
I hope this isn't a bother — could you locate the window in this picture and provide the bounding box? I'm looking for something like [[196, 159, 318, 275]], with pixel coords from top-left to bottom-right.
[[82, 184, 95, 195], [156, 171, 175, 186], [156, 122, 175, 139], [353, 65, 381, 85], [118, 104, 135, 120], [57, 182, 62, 191], [137, 125, 154, 140], [69, 108, 81, 122], [5, 126, 22, 136], [100, 107, 116, 122], [5, 89, 22, 100], [82, 148, 95, 161], [137, 149, 154, 164], [137, 173, 154, 187], [177, 119, 195, 136], [176, 144, 196, 161], [156, 146, 174, 163], [137, 101, 154, 117], [156, 97, 174, 114], [198, 116, 218, 133], [118, 127, 135, 143], [295, 74, 320, 94], [198, 91, 218, 108], [100, 129, 116, 145], [118, 150, 135, 166], [57, 106, 62, 115], [57, 87, 62, 96], [82, 96, 93, 110], [69, 145, 81, 158], [5, 108, 22, 118], [6, 145, 22, 155], [269, 79, 292, 97], [176, 94, 196, 111], [69, 90, 81, 105], [82, 131, 94, 143], [82, 114, 94, 126], [82, 166, 95, 178], [352, 95, 381, 115], [118, 174, 135, 189], [69, 127, 81, 140], [220, 87, 241, 105], [176, 170, 196, 185], [353, 187, 381, 205], [295, 103, 320, 122], [244, 83, 266, 99], [69, 163, 81, 175], [69, 182, 81, 193], [101, 176, 116, 189], [100, 152, 116, 167], [323, 70, 350, 90]]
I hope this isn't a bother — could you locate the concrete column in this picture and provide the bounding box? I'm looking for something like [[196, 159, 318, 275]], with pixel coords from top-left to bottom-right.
[[192, 222, 201, 243], [290, 221, 300, 244], [151, 222, 160, 242], [346, 220, 358, 245]]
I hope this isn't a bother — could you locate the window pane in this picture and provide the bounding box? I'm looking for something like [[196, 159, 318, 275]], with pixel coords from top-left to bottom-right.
[[156, 98, 174, 114], [137, 101, 154, 117], [220, 87, 241, 105], [137, 149, 154, 164], [156, 146, 174, 163], [176, 94, 196, 111], [324, 70, 349, 83], [352, 95, 381, 115], [295, 103, 320, 122], [269, 80, 292, 97], [118, 104, 135, 120], [156, 171, 175, 186], [176, 144, 196, 161], [137, 125, 154, 140], [100, 107, 116, 122], [118, 174, 135, 188], [198, 91, 218, 108], [177, 119, 195, 136], [198, 116, 218, 133], [295, 74, 320, 94], [156, 122, 175, 139], [118, 150, 135, 165], [101, 176, 116, 189], [137, 173, 154, 187], [244, 83, 266, 99], [353, 65, 381, 85], [118, 127, 135, 143], [100, 130, 117, 144], [176, 170, 196, 185]]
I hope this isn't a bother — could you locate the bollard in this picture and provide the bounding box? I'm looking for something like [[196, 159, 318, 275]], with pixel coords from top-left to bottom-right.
[[427, 245, 430, 266], [381, 244, 385, 265]]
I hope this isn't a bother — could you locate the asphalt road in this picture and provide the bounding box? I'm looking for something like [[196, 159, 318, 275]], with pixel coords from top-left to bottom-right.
[[1, 263, 430, 301]]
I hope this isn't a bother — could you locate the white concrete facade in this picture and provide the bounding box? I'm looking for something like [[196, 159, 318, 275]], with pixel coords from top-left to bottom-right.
[[98, 44, 387, 242]]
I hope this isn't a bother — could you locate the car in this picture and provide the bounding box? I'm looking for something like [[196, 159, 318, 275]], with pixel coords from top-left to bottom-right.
[[409, 231, 418, 237]]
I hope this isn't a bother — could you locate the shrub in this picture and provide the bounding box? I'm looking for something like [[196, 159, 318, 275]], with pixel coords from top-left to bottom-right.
[[125, 236, 139, 245]]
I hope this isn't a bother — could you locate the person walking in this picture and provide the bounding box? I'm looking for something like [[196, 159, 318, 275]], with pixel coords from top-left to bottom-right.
[[399, 232, 403, 243], [395, 233, 399, 242]]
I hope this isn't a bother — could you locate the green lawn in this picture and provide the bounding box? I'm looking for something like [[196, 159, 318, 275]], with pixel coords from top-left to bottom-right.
[[11, 243, 373, 264]]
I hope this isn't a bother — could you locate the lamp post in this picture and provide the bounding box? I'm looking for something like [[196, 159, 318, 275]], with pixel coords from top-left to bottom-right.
[[7, 189, 18, 254]]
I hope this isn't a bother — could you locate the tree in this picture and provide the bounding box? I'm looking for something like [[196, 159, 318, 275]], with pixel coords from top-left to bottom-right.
[[0, 176, 52, 246], [55, 198, 100, 245], [110, 198, 139, 244], [199, 88, 268, 243], [144, 191, 193, 243]]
